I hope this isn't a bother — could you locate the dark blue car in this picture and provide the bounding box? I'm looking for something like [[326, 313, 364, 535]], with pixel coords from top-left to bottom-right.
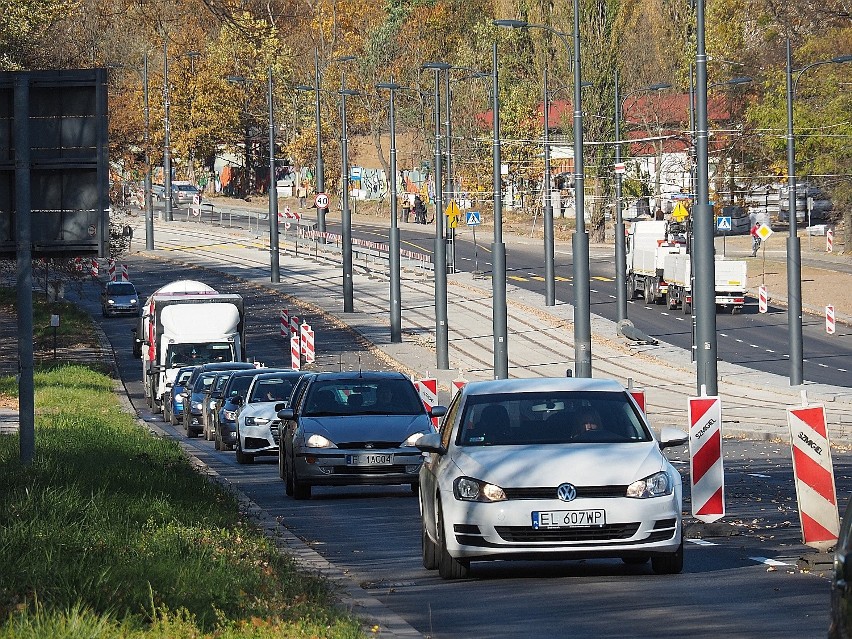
[[164, 366, 196, 426]]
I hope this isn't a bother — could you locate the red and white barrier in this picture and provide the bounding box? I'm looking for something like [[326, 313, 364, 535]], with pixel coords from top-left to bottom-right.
[[108, 259, 116, 281], [826, 305, 836, 335], [827, 229, 834, 253], [626, 378, 645, 413], [787, 402, 839, 551], [91, 258, 99, 278], [121, 264, 129, 281], [290, 315, 299, 337], [280, 309, 289, 338], [450, 374, 467, 401], [416, 377, 439, 428], [74, 257, 83, 272], [688, 394, 725, 522], [290, 334, 301, 370], [758, 285, 768, 314], [301, 323, 315, 364]]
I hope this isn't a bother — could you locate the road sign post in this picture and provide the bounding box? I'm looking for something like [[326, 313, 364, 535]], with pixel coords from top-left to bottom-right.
[[716, 216, 732, 256]]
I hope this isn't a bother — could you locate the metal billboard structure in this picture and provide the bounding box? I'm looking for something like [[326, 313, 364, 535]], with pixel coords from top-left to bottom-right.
[[0, 69, 109, 259]]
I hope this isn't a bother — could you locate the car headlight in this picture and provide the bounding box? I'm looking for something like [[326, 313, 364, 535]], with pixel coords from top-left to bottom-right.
[[626, 471, 673, 498], [402, 432, 427, 447], [191, 402, 202, 411], [305, 434, 336, 448], [223, 410, 237, 421], [453, 477, 507, 502], [130, 299, 138, 305], [245, 416, 270, 426], [107, 299, 115, 305]]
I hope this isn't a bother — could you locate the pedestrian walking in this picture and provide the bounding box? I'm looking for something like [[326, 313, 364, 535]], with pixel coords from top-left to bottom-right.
[[413, 194, 427, 224]]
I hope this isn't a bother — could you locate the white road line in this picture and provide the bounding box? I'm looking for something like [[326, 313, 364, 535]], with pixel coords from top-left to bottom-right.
[[675, 317, 685, 321], [750, 344, 760, 348], [766, 349, 775, 353], [735, 339, 744, 343], [687, 539, 716, 546], [591, 289, 598, 294], [818, 363, 829, 368], [747, 473, 771, 478], [720, 333, 729, 338], [749, 557, 792, 567], [608, 295, 616, 299], [840, 368, 848, 372]]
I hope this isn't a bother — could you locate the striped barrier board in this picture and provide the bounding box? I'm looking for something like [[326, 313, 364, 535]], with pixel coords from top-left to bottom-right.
[[301, 324, 315, 364], [290, 334, 301, 371], [826, 305, 836, 335], [827, 229, 834, 253], [450, 375, 467, 401], [416, 378, 439, 428], [280, 309, 289, 338], [91, 258, 99, 278], [108, 259, 116, 281], [121, 264, 129, 281], [290, 315, 299, 337], [688, 395, 725, 522], [759, 285, 768, 314], [787, 403, 839, 550]]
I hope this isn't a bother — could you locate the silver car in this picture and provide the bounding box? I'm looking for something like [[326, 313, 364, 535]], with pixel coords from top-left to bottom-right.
[[416, 377, 688, 579], [278, 371, 446, 500], [101, 281, 140, 317]]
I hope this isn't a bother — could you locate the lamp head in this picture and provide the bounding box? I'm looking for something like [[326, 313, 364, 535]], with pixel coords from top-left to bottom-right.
[[727, 76, 752, 85], [226, 75, 246, 84], [335, 55, 357, 63], [295, 85, 314, 92], [493, 19, 529, 29], [422, 61, 452, 71], [376, 82, 401, 91], [831, 54, 852, 64], [339, 88, 359, 97], [648, 82, 672, 91]]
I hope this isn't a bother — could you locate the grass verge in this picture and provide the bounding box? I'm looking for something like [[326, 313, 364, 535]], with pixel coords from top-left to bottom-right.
[[0, 314, 364, 638]]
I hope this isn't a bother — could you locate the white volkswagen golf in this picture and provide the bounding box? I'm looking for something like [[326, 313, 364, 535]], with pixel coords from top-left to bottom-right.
[[416, 377, 688, 579]]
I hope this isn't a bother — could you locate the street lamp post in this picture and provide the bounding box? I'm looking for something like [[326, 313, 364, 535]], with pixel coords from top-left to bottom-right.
[[313, 49, 327, 234], [494, 13, 590, 377], [543, 64, 555, 306], [614, 75, 672, 324], [339, 70, 358, 313], [376, 80, 403, 342], [268, 67, 280, 283], [693, 0, 718, 395], [423, 61, 451, 370], [142, 54, 154, 248], [489, 43, 509, 378], [785, 41, 852, 385], [163, 41, 173, 222]]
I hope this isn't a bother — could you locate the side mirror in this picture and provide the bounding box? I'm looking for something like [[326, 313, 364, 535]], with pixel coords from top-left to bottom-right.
[[429, 405, 448, 419], [274, 402, 288, 412], [232, 396, 243, 406], [415, 432, 446, 455], [659, 426, 689, 450], [277, 407, 295, 420]]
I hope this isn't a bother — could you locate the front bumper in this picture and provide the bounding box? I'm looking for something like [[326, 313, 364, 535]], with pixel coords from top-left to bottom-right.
[[440, 493, 682, 561], [294, 448, 423, 486]]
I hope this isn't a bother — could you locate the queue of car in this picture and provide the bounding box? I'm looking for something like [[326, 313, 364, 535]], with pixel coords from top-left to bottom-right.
[[234, 370, 305, 464]]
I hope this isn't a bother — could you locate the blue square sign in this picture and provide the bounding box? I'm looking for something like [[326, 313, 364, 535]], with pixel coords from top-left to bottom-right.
[[716, 216, 732, 231], [466, 211, 481, 226]]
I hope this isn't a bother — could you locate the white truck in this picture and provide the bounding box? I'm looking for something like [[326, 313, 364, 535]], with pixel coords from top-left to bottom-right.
[[662, 253, 748, 314], [626, 220, 687, 304], [134, 280, 246, 412]]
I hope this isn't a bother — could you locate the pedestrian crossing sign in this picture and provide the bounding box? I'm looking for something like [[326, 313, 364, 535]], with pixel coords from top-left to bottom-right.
[[716, 216, 732, 231], [466, 211, 481, 226]]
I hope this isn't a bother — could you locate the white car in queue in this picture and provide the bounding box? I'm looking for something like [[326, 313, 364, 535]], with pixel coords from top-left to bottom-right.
[[234, 370, 304, 464], [416, 377, 689, 580]]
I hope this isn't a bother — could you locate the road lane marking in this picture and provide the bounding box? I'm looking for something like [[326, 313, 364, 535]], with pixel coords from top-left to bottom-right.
[[747, 473, 771, 478], [687, 539, 716, 546], [749, 557, 792, 567]]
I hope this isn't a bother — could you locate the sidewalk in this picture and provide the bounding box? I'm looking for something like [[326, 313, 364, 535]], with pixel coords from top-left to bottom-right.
[[131, 211, 852, 446]]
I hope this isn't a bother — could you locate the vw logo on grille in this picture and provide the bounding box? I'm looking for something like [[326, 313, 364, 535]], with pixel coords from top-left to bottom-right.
[[557, 483, 577, 502]]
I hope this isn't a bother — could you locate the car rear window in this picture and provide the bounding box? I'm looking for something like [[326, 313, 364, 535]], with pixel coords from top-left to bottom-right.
[[225, 375, 255, 399], [250, 377, 297, 403], [457, 390, 652, 446]]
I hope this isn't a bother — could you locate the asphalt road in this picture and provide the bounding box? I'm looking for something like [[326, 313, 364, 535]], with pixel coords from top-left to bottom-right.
[[83, 252, 843, 639], [330, 217, 852, 388]]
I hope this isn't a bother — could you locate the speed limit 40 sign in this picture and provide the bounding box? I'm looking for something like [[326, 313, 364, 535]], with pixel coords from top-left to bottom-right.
[[314, 192, 329, 209]]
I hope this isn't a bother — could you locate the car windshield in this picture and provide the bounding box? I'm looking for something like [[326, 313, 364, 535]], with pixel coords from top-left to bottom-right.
[[193, 373, 217, 393], [167, 343, 234, 367], [176, 369, 194, 386], [107, 283, 136, 296], [456, 391, 652, 446], [302, 378, 423, 417], [213, 374, 231, 393], [250, 378, 297, 403]]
